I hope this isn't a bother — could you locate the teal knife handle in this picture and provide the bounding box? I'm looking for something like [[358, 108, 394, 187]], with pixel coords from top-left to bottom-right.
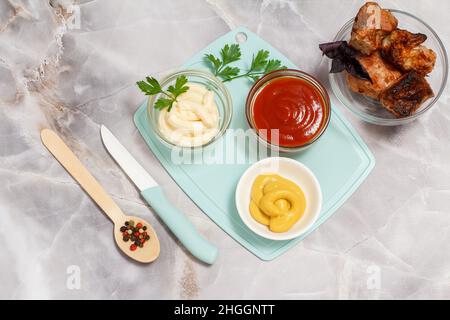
[[141, 186, 218, 264]]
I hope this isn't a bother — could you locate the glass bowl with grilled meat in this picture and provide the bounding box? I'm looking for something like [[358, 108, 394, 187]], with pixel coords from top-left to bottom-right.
[[325, 4, 448, 126]]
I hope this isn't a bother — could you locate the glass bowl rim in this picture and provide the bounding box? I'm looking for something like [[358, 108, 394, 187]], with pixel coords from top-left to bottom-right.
[[146, 68, 233, 150], [245, 69, 331, 152], [329, 9, 449, 125]]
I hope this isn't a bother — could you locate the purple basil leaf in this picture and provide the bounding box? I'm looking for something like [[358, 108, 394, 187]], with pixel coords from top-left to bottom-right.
[[346, 59, 372, 82], [319, 41, 346, 59], [319, 40, 372, 82], [330, 59, 345, 73], [341, 43, 359, 58]]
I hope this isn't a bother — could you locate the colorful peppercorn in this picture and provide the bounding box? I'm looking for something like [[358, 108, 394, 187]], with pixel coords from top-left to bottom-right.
[[120, 219, 150, 251]]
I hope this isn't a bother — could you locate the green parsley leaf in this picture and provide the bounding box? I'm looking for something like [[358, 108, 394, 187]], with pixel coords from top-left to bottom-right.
[[217, 66, 240, 80], [265, 59, 287, 73], [204, 54, 222, 71], [250, 50, 270, 71], [204, 44, 241, 78], [137, 75, 189, 112], [204, 44, 287, 83], [220, 44, 241, 65], [249, 75, 262, 82], [168, 75, 189, 97], [154, 98, 172, 110], [136, 76, 162, 95]]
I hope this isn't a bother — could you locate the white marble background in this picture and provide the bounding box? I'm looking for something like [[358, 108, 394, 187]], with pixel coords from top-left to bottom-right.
[[1, 0, 449, 299]]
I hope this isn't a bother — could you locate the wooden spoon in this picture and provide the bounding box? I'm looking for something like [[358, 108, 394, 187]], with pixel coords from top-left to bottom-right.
[[41, 129, 160, 263]]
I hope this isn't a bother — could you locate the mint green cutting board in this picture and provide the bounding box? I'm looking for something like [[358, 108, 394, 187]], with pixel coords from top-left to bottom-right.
[[134, 27, 375, 260]]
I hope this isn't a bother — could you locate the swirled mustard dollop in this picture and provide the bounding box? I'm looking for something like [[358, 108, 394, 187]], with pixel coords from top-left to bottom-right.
[[249, 174, 306, 233], [158, 83, 219, 147]]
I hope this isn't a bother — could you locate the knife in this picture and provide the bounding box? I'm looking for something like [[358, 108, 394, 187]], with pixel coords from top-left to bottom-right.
[[100, 125, 218, 264]]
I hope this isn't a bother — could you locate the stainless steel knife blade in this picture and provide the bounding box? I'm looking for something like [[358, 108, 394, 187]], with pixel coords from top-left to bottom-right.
[[100, 125, 157, 191]]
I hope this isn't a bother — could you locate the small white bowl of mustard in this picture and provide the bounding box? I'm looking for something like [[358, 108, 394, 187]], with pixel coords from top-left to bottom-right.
[[235, 157, 322, 241]]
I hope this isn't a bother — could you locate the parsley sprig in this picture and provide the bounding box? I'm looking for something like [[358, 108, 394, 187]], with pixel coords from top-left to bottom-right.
[[204, 44, 241, 81], [136, 75, 189, 111], [204, 44, 286, 82], [137, 44, 286, 110]]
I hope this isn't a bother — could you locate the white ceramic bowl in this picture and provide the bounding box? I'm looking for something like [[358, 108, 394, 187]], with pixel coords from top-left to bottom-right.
[[235, 157, 322, 241]]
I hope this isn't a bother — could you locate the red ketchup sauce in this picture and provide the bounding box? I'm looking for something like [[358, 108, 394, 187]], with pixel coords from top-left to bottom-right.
[[252, 76, 327, 147]]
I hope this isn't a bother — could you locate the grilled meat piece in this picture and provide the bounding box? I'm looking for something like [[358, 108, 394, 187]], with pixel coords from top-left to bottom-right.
[[380, 71, 434, 117], [350, 2, 398, 55], [382, 29, 437, 75], [346, 51, 402, 100]]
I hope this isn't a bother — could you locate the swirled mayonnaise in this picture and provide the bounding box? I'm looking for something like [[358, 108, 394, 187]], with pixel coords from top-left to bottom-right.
[[158, 83, 220, 147]]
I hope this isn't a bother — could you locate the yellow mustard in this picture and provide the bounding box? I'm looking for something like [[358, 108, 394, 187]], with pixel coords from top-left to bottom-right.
[[249, 174, 306, 233]]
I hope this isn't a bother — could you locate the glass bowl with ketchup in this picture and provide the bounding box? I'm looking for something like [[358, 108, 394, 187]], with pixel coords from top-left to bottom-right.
[[246, 69, 331, 153]]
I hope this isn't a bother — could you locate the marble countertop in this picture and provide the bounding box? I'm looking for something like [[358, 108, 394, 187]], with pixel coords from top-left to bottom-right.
[[1, 0, 450, 299]]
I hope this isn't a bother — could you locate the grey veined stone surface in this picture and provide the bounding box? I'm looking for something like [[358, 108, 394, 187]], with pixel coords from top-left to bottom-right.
[[1, 0, 450, 299]]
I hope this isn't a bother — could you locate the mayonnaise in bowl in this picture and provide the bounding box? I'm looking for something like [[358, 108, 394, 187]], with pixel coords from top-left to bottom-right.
[[147, 69, 233, 150], [158, 83, 220, 148]]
